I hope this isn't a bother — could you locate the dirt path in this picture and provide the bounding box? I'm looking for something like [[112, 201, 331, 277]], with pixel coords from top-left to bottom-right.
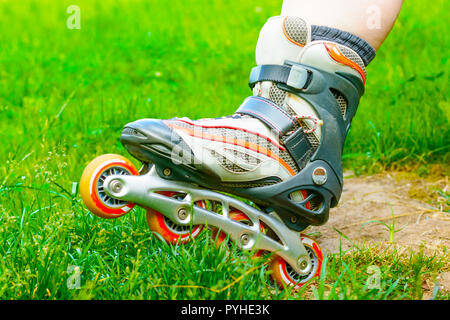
[[309, 172, 449, 254], [308, 171, 450, 294]]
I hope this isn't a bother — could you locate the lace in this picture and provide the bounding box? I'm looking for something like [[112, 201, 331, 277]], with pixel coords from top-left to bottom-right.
[[294, 115, 323, 134]]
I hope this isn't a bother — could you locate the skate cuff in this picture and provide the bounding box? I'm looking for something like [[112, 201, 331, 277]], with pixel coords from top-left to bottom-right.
[[248, 61, 313, 92], [249, 64, 311, 91]]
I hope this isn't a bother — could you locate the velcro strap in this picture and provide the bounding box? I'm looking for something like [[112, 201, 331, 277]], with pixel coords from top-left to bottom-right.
[[235, 96, 296, 135], [249, 63, 311, 91], [282, 128, 313, 170]]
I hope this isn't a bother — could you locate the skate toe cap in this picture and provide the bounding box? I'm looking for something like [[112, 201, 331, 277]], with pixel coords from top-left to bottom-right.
[[122, 118, 178, 144], [120, 119, 191, 161]]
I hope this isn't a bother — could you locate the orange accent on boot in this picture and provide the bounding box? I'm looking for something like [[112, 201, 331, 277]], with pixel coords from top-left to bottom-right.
[[324, 42, 366, 84], [175, 118, 286, 151], [167, 123, 296, 176]]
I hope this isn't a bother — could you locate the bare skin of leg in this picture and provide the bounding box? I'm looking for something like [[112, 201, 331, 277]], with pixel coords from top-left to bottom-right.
[[281, 0, 403, 50]]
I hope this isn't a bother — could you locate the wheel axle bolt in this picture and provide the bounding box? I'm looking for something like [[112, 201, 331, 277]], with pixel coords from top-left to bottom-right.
[[163, 168, 171, 176], [299, 260, 308, 269], [240, 233, 250, 246], [109, 180, 123, 193], [298, 257, 310, 272], [177, 208, 188, 220]]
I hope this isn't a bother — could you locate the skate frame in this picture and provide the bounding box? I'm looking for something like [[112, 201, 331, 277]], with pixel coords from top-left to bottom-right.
[[102, 165, 312, 275]]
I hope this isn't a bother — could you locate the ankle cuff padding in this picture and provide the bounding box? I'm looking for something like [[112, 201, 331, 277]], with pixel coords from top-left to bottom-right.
[[311, 25, 376, 66]]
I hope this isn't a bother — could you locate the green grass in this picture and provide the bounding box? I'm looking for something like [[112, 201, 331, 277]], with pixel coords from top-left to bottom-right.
[[0, 0, 448, 299]]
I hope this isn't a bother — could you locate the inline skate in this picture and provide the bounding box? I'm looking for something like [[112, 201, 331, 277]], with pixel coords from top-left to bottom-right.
[[80, 16, 371, 289]]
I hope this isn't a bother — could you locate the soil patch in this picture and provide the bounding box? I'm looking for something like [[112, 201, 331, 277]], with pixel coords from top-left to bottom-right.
[[309, 172, 449, 254]]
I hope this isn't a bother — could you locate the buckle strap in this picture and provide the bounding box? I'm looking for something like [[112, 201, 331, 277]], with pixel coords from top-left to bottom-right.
[[283, 127, 313, 170], [249, 62, 312, 91], [236, 96, 313, 170], [235, 96, 296, 135]]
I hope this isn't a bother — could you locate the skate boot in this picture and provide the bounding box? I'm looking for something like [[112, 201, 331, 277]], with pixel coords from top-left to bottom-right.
[[80, 16, 374, 289]]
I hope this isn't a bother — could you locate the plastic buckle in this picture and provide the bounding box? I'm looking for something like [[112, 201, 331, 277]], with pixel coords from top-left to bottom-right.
[[286, 64, 309, 90], [248, 66, 261, 89]]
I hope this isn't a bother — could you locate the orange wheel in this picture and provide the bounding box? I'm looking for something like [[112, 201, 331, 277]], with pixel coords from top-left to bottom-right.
[[146, 191, 205, 244], [269, 235, 323, 290], [80, 154, 139, 219], [211, 211, 264, 257]]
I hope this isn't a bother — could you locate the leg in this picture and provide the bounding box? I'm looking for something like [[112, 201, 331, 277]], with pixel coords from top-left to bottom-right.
[[281, 0, 404, 50]]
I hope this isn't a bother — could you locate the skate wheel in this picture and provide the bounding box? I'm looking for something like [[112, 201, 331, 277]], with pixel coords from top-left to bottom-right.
[[269, 235, 323, 290], [80, 154, 139, 219], [211, 211, 264, 257], [146, 192, 205, 244]]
